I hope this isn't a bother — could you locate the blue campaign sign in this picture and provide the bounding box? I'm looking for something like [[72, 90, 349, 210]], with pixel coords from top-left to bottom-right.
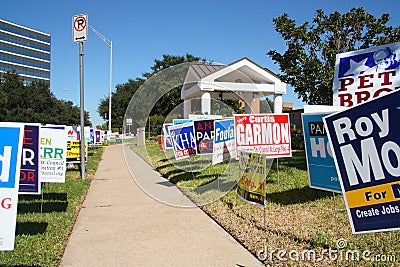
[[302, 113, 341, 193], [162, 123, 173, 149], [194, 119, 214, 154], [168, 122, 196, 160], [173, 119, 192, 125], [89, 128, 94, 145], [214, 119, 235, 144], [19, 125, 40, 194], [324, 89, 400, 234], [212, 119, 236, 165], [0, 125, 24, 189]]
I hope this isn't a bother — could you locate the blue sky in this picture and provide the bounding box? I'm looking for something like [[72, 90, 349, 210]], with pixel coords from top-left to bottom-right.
[[2, 0, 400, 127]]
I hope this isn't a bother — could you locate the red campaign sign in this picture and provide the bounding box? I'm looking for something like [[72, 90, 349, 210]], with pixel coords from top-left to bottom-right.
[[234, 114, 292, 159]]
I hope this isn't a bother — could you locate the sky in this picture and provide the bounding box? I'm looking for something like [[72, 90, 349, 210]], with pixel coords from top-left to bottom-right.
[[2, 0, 400, 127]]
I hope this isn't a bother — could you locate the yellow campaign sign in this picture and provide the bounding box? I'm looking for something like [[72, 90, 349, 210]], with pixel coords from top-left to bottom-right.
[[66, 140, 88, 163], [237, 150, 266, 207]]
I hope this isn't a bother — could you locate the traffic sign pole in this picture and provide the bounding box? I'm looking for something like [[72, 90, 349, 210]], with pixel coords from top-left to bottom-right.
[[73, 14, 88, 180], [79, 42, 85, 180]]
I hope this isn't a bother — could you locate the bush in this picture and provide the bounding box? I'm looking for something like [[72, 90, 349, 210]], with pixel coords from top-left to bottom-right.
[[291, 126, 304, 150]]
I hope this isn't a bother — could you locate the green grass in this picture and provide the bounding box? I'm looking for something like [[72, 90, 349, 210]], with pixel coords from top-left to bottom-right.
[[130, 141, 400, 267], [0, 146, 104, 267]]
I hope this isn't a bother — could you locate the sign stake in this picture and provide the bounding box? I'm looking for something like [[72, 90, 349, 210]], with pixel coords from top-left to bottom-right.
[[263, 168, 267, 253], [333, 192, 339, 241], [40, 183, 44, 222], [276, 158, 280, 185]]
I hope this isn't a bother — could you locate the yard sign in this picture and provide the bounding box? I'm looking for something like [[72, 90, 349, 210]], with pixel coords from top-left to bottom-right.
[[0, 123, 24, 250], [19, 124, 40, 194], [325, 89, 400, 233], [212, 119, 236, 165], [40, 125, 67, 183], [237, 150, 266, 207], [168, 122, 197, 160], [234, 114, 291, 159], [302, 113, 341, 193], [333, 42, 400, 107]]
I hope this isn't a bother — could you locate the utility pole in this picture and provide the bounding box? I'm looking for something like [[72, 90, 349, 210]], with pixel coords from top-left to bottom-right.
[[89, 25, 113, 136]]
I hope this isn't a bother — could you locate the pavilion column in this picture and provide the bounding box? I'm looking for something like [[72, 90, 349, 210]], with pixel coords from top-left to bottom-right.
[[183, 99, 191, 118], [274, 94, 283, 113], [201, 92, 211, 115], [241, 92, 254, 114]]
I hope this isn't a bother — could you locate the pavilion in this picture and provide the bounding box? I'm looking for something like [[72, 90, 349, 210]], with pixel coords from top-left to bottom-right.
[[181, 57, 286, 117]]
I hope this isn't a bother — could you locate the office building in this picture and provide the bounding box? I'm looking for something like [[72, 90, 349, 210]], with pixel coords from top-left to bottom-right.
[[0, 19, 50, 85]]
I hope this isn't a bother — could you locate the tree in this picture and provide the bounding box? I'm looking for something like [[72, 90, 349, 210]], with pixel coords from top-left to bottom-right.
[[268, 7, 400, 105], [98, 54, 205, 131], [145, 54, 206, 117], [97, 77, 145, 131], [0, 71, 90, 125], [98, 54, 247, 133]]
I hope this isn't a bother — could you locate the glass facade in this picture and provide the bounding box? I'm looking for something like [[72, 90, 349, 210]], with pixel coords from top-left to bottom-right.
[[0, 19, 50, 85]]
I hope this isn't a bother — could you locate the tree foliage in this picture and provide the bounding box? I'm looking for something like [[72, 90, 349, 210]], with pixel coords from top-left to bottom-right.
[[268, 7, 400, 105], [0, 71, 91, 125], [98, 54, 205, 130], [97, 77, 145, 131]]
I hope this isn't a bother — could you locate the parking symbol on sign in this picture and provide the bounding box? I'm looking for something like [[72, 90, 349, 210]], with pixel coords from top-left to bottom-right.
[[74, 16, 86, 31]]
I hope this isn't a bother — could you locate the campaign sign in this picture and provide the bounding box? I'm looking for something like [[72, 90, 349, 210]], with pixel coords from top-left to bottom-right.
[[157, 135, 164, 151], [66, 140, 88, 163], [95, 130, 101, 144], [40, 126, 67, 183], [84, 126, 91, 143], [162, 123, 173, 150], [194, 119, 214, 154], [168, 122, 197, 160], [333, 42, 400, 107], [19, 125, 40, 194], [173, 119, 192, 125], [89, 128, 95, 145], [302, 113, 341, 193], [212, 119, 236, 165], [66, 126, 78, 140], [0, 123, 24, 251], [237, 150, 266, 207], [234, 114, 291, 159], [324, 89, 400, 234], [188, 114, 223, 120], [102, 131, 108, 142]]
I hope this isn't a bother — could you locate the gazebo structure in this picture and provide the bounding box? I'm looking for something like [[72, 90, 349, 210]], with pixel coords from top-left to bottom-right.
[[181, 58, 286, 117]]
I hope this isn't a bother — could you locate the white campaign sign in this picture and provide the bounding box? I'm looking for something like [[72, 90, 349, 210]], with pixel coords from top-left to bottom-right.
[[39, 126, 67, 183], [332, 42, 400, 107]]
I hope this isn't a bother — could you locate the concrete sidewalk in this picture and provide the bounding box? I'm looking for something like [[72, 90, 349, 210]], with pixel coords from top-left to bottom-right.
[[60, 144, 263, 267]]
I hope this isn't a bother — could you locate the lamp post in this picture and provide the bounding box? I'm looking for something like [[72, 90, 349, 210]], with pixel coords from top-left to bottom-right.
[[89, 25, 112, 135]]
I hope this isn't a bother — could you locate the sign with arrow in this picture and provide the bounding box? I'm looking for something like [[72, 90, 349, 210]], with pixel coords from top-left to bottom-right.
[[72, 14, 88, 43]]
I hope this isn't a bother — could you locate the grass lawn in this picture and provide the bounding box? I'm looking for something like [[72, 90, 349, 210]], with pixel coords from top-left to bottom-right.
[[130, 140, 399, 267], [0, 146, 104, 267]]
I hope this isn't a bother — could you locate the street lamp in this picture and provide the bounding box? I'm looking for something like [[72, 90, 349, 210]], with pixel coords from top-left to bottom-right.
[[89, 25, 112, 135]]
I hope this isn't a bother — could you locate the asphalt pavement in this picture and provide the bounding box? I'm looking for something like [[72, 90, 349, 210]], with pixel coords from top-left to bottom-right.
[[60, 144, 263, 267]]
